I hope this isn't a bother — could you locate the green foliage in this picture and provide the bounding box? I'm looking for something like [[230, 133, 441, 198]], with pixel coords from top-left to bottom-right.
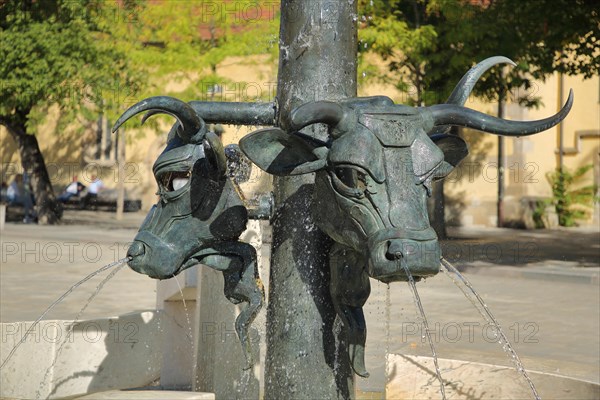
[[1, 0, 279, 131], [476, 0, 599, 80], [453, 0, 599, 104], [358, 0, 446, 105], [0, 0, 144, 127], [547, 165, 598, 227], [357, 0, 599, 106], [121, 0, 279, 103], [531, 199, 551, 229]]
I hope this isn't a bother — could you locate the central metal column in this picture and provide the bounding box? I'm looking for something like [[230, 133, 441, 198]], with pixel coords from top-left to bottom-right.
[[265, 1, 357, 399]]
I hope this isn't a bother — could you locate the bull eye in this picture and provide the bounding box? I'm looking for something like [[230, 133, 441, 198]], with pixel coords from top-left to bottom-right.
[[331, 167, 366, 198], [334, 167, 356, 188], [356, 171, 368, 192], [158, 170, 191, 193], [172, 176, 188, 191]]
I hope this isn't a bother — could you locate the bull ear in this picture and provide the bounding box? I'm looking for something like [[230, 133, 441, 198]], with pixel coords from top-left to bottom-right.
[[239, 128, 327, 176], [430, 134, 469, 167], [430, 134, 469, 179]]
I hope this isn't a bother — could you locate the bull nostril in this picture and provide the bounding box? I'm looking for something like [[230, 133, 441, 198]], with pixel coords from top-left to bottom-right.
[[127, 242, 145, 259], [385, 240, 404, 261]]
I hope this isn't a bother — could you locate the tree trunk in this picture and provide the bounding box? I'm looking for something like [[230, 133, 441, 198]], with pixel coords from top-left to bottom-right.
[[497, 97, 505, 228], [115, 129, 125, 220], [2, 116, 62, 224]]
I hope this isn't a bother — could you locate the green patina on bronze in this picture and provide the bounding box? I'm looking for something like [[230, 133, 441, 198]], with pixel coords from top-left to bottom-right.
[[112, 96, 269, 369], [239, 57, 573, 377], [112, 57, 573, 381]]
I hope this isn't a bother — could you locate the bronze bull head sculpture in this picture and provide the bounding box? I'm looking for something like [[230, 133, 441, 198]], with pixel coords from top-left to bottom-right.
[[113, 96, 264, 367], [239, 57, 573, 376]]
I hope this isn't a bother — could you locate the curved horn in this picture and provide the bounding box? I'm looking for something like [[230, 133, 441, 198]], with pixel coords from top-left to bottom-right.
[[112, 96, 206, 143], [289, 101, 346, 131], [140, 109, 164, 125], [430, 56, 515, 136], [423, 89, 573, 136], [447, 56, 516, 105], [203, 131, 228, 179]]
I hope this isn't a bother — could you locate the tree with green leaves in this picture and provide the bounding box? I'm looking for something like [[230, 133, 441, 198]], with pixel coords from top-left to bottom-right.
[[1, 0, 279, 224], [358, 0, 488, 105], [358, 0, 599, 233], [461, 0, 599, 227], [0, 0, 142, 224], [122, 0, 279, 103], [359, 0, 598, 105]]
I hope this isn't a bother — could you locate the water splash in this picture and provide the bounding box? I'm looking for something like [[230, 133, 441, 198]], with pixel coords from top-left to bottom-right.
[[440, 258, 540, 400], [400, 259, 446, 399], [174, 276, 194, 345], [0, 257, 130, 371], [36, 262, 126, 399]]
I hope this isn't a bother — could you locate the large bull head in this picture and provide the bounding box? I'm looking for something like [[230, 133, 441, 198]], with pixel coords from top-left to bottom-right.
[[113, 96, 263, 367], [239, 57, 573, 376]]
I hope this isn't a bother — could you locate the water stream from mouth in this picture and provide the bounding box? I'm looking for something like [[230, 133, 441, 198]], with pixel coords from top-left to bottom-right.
[[400, 260, 446, 399], [36, 262, 126, 399], [384, 283, 391, 391], [440, 258, 540, 400], [0, 258, 130, 371], [174, 276, 194, 346]]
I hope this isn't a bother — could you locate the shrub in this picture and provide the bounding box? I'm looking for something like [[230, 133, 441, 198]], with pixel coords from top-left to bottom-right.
[[546, 165, 598, 227]]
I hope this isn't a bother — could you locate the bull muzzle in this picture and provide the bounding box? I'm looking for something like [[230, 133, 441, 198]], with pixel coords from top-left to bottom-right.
[[367, 227, 441, 282], [127, 231, 189, 279]]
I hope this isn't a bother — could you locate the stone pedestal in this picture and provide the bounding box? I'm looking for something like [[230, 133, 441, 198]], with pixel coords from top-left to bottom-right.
[[156, 268, 198, 389]]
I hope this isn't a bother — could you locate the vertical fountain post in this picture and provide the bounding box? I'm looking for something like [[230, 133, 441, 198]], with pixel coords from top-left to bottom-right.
[[265, 1, 357, 398]]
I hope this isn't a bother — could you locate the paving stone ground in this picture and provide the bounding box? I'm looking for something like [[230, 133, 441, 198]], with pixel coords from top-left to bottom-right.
[[1, 210, 598, 389], [0, 210, 155, 323]]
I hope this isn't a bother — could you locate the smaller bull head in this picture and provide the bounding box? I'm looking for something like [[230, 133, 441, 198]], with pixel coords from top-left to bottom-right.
[[113, 96, 263, 367], [240, 57, 573, 376], [113, 96, 242, 278]]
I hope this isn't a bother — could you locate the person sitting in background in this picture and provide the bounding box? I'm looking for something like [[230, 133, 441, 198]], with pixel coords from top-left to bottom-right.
[[80, 175, 103, 210], [7, 174, 36, 223], [6, 175, 22, 204], [58, 176, 86, 203], [0, 181, 7, 203]]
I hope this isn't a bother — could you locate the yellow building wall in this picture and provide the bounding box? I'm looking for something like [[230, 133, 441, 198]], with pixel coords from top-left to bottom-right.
[[444, 73, 599, 227]]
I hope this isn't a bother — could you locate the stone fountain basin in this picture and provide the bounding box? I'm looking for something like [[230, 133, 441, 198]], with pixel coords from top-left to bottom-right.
[[2, 310, 598, 399], [0, 311, 163, 399], [386, 354, 600, 399], [76, 390, 213, 399]]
